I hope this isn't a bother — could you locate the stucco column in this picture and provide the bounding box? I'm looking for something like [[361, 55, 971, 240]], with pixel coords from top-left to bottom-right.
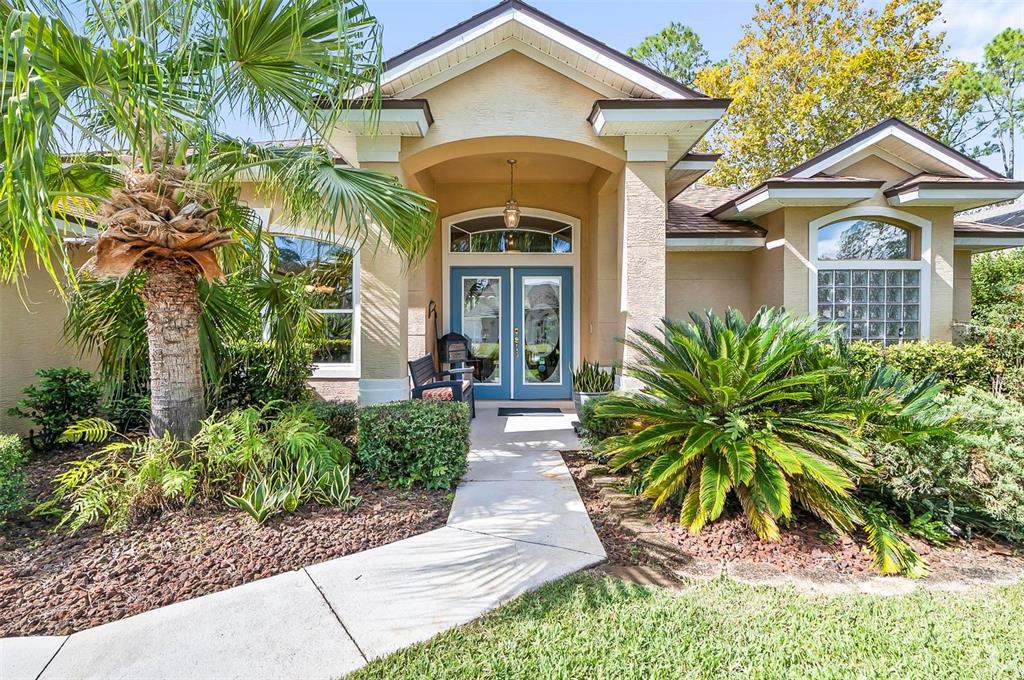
[[358, 156, 410, 403], [619, 141, 667, 388]]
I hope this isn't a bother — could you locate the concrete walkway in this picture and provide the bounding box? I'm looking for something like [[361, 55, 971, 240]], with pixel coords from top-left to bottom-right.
[[1, 401, 605, 680]]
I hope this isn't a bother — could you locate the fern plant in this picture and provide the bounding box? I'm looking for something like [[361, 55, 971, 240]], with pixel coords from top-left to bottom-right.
[[49, 405, 359, 531], [597, 307, 930, 576]]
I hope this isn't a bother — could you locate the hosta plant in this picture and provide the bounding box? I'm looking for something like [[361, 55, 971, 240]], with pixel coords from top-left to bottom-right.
[[597, 307, 927, 576]]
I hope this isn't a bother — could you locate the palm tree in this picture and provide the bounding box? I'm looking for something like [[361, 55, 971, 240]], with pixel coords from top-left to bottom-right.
[[1, 0, 435, 438]]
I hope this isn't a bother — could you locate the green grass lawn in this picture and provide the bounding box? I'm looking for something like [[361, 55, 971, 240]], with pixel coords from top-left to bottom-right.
[[352, 573, 1024, 680]]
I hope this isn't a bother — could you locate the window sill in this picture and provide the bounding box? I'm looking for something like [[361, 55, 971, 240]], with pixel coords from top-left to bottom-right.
[[311, 364, 360, 380]]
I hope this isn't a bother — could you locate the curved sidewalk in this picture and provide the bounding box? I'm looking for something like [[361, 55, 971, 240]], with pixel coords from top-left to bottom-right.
[[2, 402, 605, 680]]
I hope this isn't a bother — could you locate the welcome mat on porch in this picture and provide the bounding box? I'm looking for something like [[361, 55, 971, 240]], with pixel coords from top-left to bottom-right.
[[497, 407, 563, 416]]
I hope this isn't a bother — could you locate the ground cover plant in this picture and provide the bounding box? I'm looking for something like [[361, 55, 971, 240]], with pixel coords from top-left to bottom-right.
[[352, 573, 1024, 680], [595, 307, 950, 576]]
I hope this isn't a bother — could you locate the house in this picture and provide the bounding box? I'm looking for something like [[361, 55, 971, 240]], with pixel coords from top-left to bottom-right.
[[3, 0, 1024, 430]]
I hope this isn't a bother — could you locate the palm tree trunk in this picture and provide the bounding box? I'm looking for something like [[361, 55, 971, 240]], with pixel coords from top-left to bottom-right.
[[140, 262, 206, 439]]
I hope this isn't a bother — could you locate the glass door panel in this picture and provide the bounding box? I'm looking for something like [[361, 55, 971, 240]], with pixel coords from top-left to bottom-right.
[[461, 276, 502, 384], [513, 268, 572, 400], [450, 267, 511, 400], [521, 276, 562, 384]]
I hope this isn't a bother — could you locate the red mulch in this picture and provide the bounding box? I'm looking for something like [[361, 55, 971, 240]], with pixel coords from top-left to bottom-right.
[[563, 453, 1024, 581], [0, 448, 452, 637]]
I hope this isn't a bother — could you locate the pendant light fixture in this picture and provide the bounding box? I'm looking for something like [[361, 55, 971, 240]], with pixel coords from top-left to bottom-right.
[[503, 159, 521, 229]]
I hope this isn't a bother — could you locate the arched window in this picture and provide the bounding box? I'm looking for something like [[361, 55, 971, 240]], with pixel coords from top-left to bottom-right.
[[272, 234, 357, 370], [811, 213, 927, 345], [816, 219, 911, 261], [450, 214, 573, 253]]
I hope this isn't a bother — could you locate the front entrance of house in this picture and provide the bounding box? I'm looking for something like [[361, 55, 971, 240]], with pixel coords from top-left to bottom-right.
[[450, 266, 573, 400]]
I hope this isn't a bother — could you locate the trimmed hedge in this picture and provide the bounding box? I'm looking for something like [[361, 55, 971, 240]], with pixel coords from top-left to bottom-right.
[[358, 401, 469, 489], [311, 400, 358, 447], [848, 341, 992, 392], [0, 434, 26, 518]]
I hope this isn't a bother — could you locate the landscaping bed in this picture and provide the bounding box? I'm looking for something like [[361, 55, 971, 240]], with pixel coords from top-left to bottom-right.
[[0, 448, 453, 637], [564, 453, 1024, 589]]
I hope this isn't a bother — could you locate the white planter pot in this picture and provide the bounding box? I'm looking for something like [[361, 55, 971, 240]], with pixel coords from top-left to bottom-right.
[[572, 390, 610, 413]]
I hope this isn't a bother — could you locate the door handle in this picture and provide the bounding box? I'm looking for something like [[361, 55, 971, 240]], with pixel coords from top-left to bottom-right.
[[513, 326, 520, 357]]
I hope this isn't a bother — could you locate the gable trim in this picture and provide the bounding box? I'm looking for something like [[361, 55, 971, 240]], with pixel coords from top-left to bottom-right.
[[378, 0, 701, 100], [821, 147, 922, 179], [784, 118, 1002, 181]]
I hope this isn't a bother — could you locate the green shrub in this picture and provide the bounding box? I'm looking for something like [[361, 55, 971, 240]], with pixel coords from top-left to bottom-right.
[[51, 405, 357, 531], [872, 387, 1024, 542], [578, 395, 628, 443], [0, 434, 27, 518], [358, 401, 469, 489], [847, 340, 992, 392], [211, 339, 313, 411], [7, 367, 102, 448], [310, 400, 358, 447], [598, 308, 932, 576], [103, 392, 151, 433]]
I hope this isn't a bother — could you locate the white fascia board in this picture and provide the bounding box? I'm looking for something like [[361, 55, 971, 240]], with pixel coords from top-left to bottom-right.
[[888, 188, 1024, 207], [666, 237, 765, 251], [954, 236, 1024, 249], [335, 108, 429, 137], [792, 123, 988, 180], [672, 159, 717, 171], [591, 107, 726, 136], [513, 12, 686, 98], [727, 187, 879, 219]]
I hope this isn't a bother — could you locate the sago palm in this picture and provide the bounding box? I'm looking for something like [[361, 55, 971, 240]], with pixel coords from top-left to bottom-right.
[[1, 0, 435, 438], [598, 308, 872, 541]]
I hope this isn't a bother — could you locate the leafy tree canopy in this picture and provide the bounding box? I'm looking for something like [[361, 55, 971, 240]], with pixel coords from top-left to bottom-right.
[[695, 0, 973, 187], [627, 21, 709, 86], [953, 28, 1024, 178]]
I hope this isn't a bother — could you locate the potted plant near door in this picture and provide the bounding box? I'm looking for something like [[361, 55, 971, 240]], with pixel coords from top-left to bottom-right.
[[571, 360, 615, 412]]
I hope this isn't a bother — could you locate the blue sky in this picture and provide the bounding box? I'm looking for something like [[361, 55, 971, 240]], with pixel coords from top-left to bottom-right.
[[368, 0, 1023, 66]]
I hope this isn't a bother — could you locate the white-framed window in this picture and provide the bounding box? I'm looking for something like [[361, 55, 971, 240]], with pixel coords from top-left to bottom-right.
[[809, 207, 931, 345], [269, 230, 360, 379]]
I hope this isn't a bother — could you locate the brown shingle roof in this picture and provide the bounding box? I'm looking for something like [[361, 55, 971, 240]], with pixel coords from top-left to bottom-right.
[[954, 219, 1024, 237], [667, 186, 766, 238]]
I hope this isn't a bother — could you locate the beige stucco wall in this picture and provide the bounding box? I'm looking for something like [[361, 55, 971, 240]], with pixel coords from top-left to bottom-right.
[[1, 250, 95, 435], [399, 50, 623, 172], [953, 250, 973, 323], [666, 251, 753, 320]]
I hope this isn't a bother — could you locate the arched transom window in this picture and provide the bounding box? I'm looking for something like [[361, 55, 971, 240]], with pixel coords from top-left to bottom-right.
[[812, 217, 925, 344], [450, 215, 573, 253], [272, 234, 357, 368]]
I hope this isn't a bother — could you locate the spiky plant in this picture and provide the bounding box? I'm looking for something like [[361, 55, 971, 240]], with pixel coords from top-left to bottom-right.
[[597, 307, 928, 575], [1, 0, 436, 438]]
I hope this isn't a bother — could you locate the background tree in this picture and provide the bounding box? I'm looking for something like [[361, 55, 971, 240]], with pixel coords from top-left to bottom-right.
[[627, 21, 709, 86], [955, 28, 1024, 178], [695, 0, 970, 187], [1, 0, 435, 439]]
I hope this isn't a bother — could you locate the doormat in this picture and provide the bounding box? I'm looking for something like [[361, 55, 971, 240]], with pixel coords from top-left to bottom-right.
[[498, 407, 562, 416]]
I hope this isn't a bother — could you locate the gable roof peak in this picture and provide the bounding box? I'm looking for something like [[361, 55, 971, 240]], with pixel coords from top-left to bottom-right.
[[379, 0, 707, 100], [781, 117, 1003, 181]]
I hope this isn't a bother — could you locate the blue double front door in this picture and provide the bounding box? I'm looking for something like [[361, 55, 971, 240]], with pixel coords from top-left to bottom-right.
[[450, 266, 573, 400]]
